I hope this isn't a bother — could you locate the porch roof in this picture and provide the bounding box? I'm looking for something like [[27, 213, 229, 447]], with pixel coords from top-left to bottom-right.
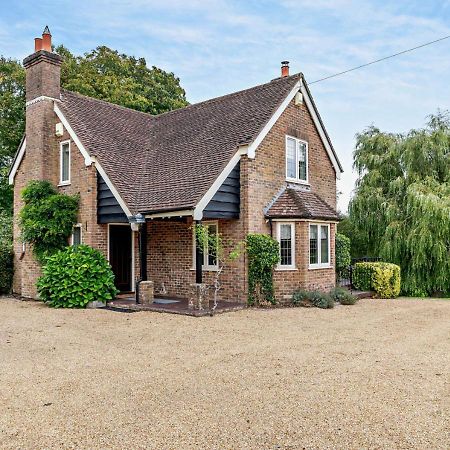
[[265, 187, 338, 221]]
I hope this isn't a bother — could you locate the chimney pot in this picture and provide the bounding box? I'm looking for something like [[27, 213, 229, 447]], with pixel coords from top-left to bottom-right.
[[34, 38, 43, 52], [41, 26, 52, 52], [281, 60, 289, 77]]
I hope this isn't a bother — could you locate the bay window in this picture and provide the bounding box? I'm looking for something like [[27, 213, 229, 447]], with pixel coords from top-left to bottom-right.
[[276, 222, 295, 269], [309, 224, 330, 268]]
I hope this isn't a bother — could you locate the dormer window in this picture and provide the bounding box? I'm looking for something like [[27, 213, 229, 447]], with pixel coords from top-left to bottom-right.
[[286, 136, 308, 183], [60, 140, 71, 185]]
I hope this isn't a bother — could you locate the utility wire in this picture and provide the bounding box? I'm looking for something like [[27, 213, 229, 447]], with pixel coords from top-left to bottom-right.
[[309, 34, 450, 84]]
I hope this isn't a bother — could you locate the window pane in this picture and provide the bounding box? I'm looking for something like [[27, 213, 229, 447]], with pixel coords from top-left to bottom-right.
[[205, 224, 217, 266], [310, 225, 318, 264], [298, 142, 307, 181], [72, 226, 81, 246], [61, 144, 70, 182], [321, 225, 329, 264], [280, 224, 292, 266], [286, 138, 296, 178]]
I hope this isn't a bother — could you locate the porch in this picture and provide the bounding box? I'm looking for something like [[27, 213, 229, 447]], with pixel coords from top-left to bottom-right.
[[108, 294, 246, 317]]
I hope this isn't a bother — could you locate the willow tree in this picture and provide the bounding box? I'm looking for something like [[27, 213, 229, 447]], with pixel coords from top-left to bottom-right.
[[350, 112, 450, 296]]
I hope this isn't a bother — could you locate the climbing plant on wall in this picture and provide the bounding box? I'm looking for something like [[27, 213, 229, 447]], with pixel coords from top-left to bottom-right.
[[19, 180, 79, 263], [246, 233, 280, 305]]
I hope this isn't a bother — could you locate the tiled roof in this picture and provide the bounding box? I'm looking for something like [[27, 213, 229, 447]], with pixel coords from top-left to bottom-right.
[[59, 74, 302, 214], [265, 187, 338, 221]]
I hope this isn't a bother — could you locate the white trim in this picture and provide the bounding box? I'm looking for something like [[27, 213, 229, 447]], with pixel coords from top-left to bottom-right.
[[59, 140, 71, 185], [26, 95, 60, 107], [193, 147, 247, 220], [247, 81, 301, 159], [269, 218, 338, 224], [146, 209, 193, 219], [285, 135, 309, 185], [54, 105, 132, 219], [8, 138, 26, 184], [191, 220, 219, 271], [300, 81, 342, 179], [54, 103, 92, 166], [275, 222, 296, 270], [107, 223, 136, 292], [92, 157, 132, 218], [71, 223, 82, 246], [309, 223, 331, 269]]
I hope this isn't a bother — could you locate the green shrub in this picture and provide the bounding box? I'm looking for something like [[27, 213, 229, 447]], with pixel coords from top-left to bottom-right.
[[329, 287, 358, 305], [0, 212, 13, 294], [292, 289, 334, 309], [246, 233, 280, 305], [335, 233, 351, 277], [353, 262, 401, 298], [19, 180, 79, 263], [37, 245, 118, 308]]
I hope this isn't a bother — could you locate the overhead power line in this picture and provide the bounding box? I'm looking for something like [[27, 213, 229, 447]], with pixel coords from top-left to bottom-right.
[[309, 34, 450, 85]]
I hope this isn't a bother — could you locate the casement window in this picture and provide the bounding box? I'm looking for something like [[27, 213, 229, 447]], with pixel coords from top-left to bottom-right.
[[71, 224, 82, 246], [286, 135, 308, 183], [60, 140, 71, 185], [192, 221, 219, 270], [276, 222, 296, 270], [309, 223, 330, 268]]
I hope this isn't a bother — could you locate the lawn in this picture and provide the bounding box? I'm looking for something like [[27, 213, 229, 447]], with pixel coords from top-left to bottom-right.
[[0, 296, 449, 449]]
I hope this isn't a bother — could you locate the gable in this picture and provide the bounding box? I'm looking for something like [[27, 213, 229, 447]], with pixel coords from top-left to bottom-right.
[[97, 172, 128, 223]]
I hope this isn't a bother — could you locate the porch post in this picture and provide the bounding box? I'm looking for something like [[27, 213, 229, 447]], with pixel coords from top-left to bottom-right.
[[195, 220, 203, 284], [139, 222, 147, 282]]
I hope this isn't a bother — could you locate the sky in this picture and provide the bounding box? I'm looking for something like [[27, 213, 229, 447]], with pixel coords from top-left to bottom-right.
[[1, 0, 450, 212]]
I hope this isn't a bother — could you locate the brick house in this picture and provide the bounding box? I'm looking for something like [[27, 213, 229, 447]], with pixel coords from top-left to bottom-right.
[[9, 29, 343, 305]]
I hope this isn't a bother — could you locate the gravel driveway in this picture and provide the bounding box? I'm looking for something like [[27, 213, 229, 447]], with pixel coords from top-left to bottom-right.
[[1, 296, 449, 449]]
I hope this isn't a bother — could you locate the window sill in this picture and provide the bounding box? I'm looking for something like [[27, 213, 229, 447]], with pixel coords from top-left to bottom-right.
[[189, 267, 219, 272], [308, 265, 332, 270], [286, 178, 309, 186], [275, 266, 297, 271], [58, 182, 71, 187]]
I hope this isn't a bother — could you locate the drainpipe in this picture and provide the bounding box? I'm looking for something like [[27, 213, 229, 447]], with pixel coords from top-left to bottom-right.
[[195, 220, 203, 284]]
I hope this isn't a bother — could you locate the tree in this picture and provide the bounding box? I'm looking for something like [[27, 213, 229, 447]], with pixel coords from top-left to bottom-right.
[[349, 112, 450, 296], [0, 45, 188, 213], [0, 57, 25, 213]]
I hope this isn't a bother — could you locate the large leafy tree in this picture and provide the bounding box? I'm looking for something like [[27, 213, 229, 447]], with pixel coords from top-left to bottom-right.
[[0, 46, 188, 213], [350, 112, 450, 296]]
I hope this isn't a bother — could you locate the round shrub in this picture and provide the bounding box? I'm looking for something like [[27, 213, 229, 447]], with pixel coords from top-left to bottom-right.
[[37, 245, 118, 308], [329, 287, 358, 305]]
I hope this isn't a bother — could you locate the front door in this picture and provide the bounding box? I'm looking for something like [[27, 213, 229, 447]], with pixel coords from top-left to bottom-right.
[[109, 225, 132, 292]]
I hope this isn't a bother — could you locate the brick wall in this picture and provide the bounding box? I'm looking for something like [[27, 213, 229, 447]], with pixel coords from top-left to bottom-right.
[[241, 97, 338, 300], [12, 107, 108, 298]]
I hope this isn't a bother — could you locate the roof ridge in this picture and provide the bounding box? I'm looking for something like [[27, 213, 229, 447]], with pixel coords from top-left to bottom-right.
[[153, 73, 303, 120], [61, 89, 155, 119]]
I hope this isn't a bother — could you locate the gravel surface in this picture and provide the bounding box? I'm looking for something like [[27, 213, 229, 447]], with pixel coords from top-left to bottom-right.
[[1, 296, 449, 449]]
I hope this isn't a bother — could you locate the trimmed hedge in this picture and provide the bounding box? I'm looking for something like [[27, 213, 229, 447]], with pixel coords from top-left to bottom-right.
[[37, 245, 118, 308], [353, 262, 401, 298], [335, 233, 351, 278]]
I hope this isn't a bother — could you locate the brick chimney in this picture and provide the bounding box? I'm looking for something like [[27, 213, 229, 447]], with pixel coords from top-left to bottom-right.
[[22, 26, 63, 180], [281, 61, 289, 77]]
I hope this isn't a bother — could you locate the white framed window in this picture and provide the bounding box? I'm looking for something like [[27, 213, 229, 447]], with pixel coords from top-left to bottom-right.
[[309, 223, 330, 269], [285, 135, 308, 184], [71, 224, 82, 246], [192, 221, 219, 271], [60, 140, 71, 185], [276, 222, 296, 270]]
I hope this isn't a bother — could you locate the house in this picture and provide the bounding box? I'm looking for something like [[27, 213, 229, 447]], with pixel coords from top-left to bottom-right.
[[9, 28, 343, 305]]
